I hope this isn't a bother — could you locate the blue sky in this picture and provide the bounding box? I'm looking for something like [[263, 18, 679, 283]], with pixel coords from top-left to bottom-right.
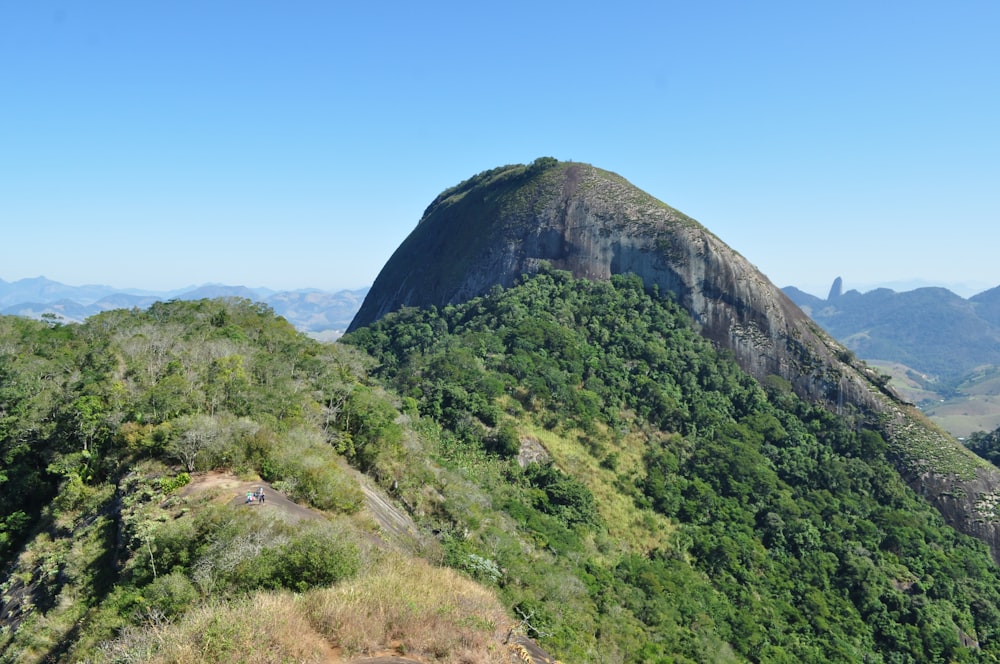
[[2, 1, 997, 297]]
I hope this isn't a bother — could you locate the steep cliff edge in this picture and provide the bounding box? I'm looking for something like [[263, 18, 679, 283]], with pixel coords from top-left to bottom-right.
[[349, 159, 1000, 562]]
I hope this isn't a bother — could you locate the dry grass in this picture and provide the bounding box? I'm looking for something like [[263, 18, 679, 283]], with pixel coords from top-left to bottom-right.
[[304, 553, 512, 663], [96, 594, 334, 664], [91, 554, 513, 664]]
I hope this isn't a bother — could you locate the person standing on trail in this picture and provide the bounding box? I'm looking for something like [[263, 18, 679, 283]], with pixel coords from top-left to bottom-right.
[[256, 487, 265, 504], [246, 491, 254, 504]]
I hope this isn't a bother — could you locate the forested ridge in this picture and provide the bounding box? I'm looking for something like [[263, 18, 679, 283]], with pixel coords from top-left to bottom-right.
[[0, 299, 495, 662], [3, 272, 1000, 662], [344, 268, 1000, 663]]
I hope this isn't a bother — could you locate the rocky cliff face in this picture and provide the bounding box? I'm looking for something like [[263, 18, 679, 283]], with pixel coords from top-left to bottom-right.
[[349, 159, 1000, 562]]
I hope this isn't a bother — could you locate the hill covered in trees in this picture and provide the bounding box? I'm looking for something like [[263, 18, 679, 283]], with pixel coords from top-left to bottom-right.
[[344, 267, 1000, 662], [6, 269, 1000, 661], [0, 298, 515, 663], [348, 158, 1000, 573]]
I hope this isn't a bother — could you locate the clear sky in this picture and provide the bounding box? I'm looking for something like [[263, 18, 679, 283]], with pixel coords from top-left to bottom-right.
[[2, 1, 997, 298]]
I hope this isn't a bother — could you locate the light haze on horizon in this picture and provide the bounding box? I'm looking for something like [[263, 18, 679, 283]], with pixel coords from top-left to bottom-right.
[[2, 2, 997, 300]]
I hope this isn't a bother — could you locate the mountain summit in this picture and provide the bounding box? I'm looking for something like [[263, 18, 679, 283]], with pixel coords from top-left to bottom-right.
[[351, 158, 1000, 561], [352, 159, 869, 408]]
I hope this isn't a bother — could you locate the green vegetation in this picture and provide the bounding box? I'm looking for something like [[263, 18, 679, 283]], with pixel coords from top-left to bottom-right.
[[965, 427, 1000, 467], [5, 275, 1000, 662], [345, 267, 1000, 663], [0, 299, 415, 662]]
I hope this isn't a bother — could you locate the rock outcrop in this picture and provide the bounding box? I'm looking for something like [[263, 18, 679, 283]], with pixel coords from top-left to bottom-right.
[[349, 158, 1000, 562], [827, 276, 844, 300]]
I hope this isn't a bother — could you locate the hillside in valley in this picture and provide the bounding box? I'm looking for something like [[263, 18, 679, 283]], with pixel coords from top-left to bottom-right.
[[785, 281, 1000, 437], [5, 159, 1000, 662]]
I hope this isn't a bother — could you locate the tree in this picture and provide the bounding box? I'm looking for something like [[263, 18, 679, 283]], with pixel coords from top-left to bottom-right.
[[69, 395, 107, 452], [207, 355, 250, 415], [166, 414, 220, 472]]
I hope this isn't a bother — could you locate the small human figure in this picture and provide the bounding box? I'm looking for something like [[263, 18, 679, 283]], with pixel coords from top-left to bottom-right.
[[256, 487, 265, 504], [246, 491, 254, 504]]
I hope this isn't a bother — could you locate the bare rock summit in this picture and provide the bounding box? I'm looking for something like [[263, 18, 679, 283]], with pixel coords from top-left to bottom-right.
[[349, 158, 1000, 562]]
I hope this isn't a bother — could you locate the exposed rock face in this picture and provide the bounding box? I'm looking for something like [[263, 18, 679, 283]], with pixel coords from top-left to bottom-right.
[[349, 159, 1000, 563]]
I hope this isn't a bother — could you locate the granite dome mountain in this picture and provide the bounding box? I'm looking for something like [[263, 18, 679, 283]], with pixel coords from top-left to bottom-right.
[[352, 158, 1000, 562], [7, 159, 1000, 662]]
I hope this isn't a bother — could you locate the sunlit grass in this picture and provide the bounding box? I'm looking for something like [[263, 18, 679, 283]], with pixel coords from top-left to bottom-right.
[[92, 553, 513, 663], [304, 552, 512, 663], [523, 420, 675, 555], [97, 593, 333, 664]]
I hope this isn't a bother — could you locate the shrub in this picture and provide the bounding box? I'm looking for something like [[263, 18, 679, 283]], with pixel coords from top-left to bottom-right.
[[488, 422, 520, 458], [143, 571, 199, 617], [159, 471, 190, 494], [262, 427, 363, 513], [239, 523, 360, 593]]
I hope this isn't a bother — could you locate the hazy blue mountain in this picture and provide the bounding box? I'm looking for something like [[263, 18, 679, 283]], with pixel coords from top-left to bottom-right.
[[1, 298, 95, 321], [92, 293, 164, 310], [0, 276, 122, 306], [784, 278, 1000, 381], [972, 285, 1000, 328], [0, 276, 368, 335], [175, 284, 275, 301], [266, 288, 369, 334]]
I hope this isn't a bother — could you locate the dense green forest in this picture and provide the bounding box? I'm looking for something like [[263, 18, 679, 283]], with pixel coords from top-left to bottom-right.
[[965, 429, 1000, 468], [344, 268, 1000, 663], [4, 271, 1000, 662]]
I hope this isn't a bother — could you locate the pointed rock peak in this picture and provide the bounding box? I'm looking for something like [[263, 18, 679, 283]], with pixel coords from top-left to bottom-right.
[[827, 276, 844, 300]]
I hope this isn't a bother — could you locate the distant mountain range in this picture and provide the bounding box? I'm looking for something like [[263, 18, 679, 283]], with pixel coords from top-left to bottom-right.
[[0, 276, 368, 338], [783, 278, 1000, 438], [784, 278, 1000, 383], [7, 272, 1000, 383], [6, 272, 1000, 376]]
